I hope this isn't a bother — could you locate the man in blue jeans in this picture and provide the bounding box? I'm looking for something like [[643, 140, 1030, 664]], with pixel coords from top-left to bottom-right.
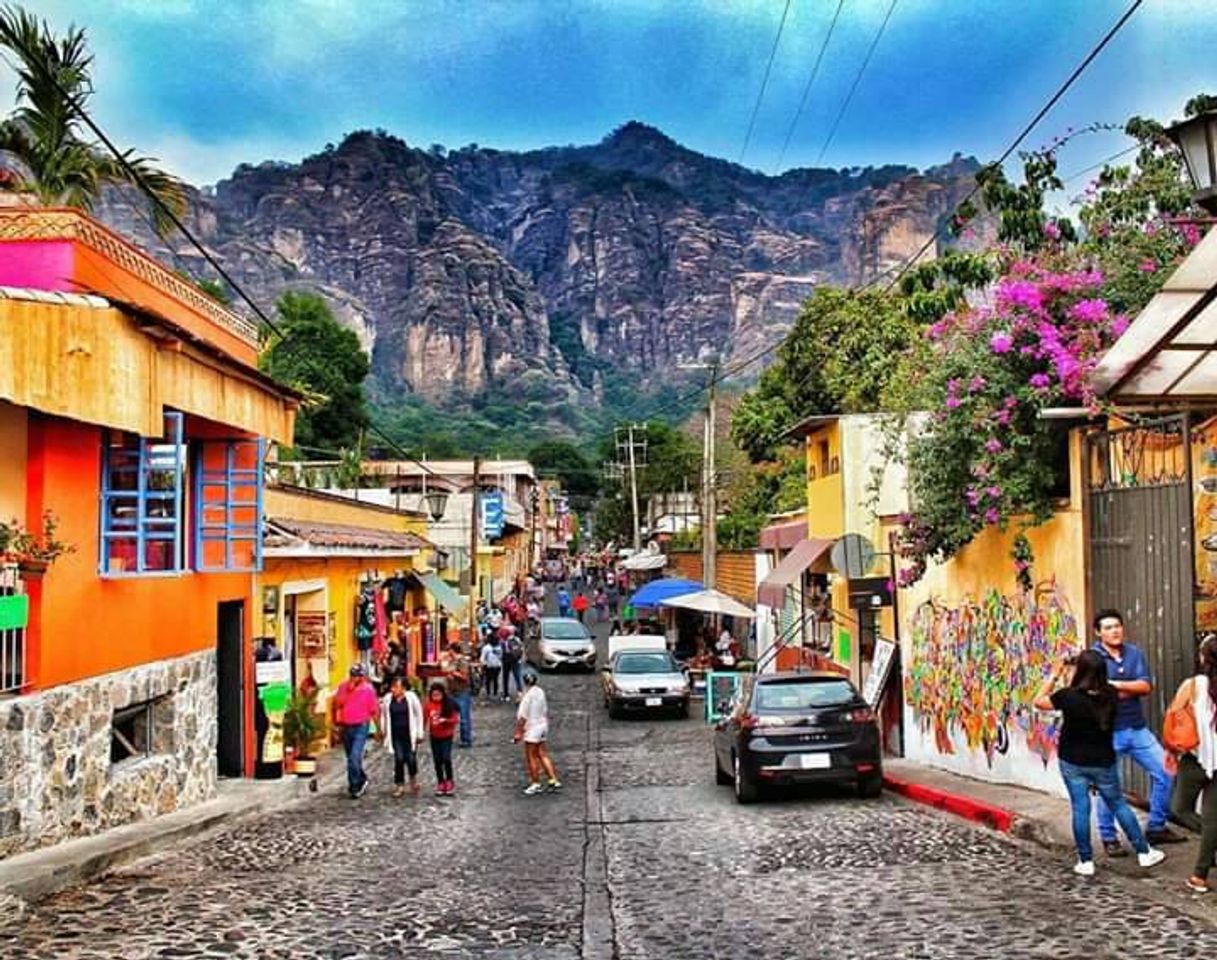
[[1092, 608, 1185, 854], [441, 641, 474, 748]]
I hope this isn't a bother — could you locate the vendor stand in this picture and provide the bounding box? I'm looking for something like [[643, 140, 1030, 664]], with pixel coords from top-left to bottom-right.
[[657, 588, 758, 718]]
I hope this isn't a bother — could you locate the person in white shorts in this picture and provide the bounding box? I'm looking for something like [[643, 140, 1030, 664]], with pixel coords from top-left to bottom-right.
[[513, 672, 562, 795]]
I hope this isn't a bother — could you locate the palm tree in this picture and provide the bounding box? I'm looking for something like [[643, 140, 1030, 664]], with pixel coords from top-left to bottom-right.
[[0, 5, 186, 235]]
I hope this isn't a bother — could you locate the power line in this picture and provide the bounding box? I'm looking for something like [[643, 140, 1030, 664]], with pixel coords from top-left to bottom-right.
[[875, 0, 1144, 293], [1061, 144, 1138, 185], [0, 33, 288, 342], [815, 0, 900, 165], [738, 0, 794, 165], [775, 0, 846, 173]]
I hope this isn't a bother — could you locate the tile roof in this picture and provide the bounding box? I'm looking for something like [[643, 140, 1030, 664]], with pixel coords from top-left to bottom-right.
[[265, 518, 433, 552]]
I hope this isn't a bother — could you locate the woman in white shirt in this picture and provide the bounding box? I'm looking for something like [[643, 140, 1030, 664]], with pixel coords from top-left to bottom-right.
[[1168, 634, 1217, 892], [513, 672, 562, 796]]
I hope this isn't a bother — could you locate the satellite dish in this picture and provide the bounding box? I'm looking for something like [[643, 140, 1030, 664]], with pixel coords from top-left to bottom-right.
[[831, 534, 876, 579]]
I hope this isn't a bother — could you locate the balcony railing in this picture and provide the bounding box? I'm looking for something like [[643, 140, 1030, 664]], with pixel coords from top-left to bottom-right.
[[0, 207, 260, 345], [0, 564, 26, 695]]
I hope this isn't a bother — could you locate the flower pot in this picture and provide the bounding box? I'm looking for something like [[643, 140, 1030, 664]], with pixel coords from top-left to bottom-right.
[[294, 757, 317, 777], [17, 559, 48, 580]]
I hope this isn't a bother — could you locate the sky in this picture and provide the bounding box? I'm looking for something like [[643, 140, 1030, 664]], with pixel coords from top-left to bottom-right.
[[8, 0, 1217, 199]]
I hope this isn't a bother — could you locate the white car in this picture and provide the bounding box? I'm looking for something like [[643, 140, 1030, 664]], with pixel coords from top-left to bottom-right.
[[601, 649, 691, 719], [530, 617, 596, 671]]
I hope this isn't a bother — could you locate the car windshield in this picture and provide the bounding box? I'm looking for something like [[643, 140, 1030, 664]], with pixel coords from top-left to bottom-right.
[[754, 679, 856, 711], [543, 621, 587, 640], [615, 653, 678, 674]]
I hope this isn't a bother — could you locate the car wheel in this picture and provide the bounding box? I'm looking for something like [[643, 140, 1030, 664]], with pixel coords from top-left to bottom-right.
[[857, 772, 883, 799], [715, 751, 732, 786], [733, 753, 758, 804]]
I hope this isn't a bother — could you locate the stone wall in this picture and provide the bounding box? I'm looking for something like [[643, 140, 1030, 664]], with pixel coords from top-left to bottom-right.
[[0, 650, 217, 859]]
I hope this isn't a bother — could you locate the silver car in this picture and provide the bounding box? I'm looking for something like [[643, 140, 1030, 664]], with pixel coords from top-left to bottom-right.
[[532, 617, 596, 671], [601, 649, 691, 719]]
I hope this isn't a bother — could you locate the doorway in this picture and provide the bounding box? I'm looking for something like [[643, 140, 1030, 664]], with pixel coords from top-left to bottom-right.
[[216, 600, 245, 778]]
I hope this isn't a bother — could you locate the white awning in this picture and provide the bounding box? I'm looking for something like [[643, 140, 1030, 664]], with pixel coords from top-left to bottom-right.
[[1093, 229, 1217, 402], [621, 552, 667, 571]]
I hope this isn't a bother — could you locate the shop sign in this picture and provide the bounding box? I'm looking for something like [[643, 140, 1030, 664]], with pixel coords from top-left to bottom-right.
[[297, 611, 328, 658], [255, 660, 290, 685], [481, 490, 505, 540], [862, 638, 897, 709], [0, 594, 29, 631]]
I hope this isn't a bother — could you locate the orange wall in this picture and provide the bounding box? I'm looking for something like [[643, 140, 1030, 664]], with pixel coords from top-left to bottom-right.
[[26, 414, 251, 689]]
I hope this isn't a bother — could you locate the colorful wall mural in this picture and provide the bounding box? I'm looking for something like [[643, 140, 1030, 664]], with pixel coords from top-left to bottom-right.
[[904, 586, 1080, 768], [1192, 415, 1217, 634]]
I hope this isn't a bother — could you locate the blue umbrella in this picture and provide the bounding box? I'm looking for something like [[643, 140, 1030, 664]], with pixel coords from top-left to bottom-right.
[[627, 578, 704, 610]]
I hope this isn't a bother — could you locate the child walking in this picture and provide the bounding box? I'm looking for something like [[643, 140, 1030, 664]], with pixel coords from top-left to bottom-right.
[[424, 681, 459, 796]]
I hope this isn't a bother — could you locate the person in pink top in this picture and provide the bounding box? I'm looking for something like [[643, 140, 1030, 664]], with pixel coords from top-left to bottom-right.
[[332, 663, 381, 798]]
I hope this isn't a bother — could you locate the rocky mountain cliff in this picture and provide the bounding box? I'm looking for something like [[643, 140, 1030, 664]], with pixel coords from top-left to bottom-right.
[[97, 123, 979, 435]]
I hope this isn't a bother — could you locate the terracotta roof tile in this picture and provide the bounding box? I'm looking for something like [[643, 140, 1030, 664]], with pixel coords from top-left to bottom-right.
[[267, 518, 432, 552]]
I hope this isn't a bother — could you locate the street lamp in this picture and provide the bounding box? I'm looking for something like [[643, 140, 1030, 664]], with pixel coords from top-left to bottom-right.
[[1167, 111, 1217, 214], [422, 489, 449, 522]]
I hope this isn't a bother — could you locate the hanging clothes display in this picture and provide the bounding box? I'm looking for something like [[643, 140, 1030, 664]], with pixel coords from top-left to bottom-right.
[[356, 580, 378, 651], [383, 573, 408, 614], [372, 584, 389, 659]]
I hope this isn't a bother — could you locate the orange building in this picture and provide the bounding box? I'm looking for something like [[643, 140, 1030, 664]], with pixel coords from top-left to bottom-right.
[[0, 207, 297, 859]]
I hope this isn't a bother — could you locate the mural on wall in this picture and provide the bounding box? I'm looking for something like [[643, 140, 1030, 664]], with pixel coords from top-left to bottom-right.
[[905, 585, 1080, 767], [1192, 415, 1217, 634]]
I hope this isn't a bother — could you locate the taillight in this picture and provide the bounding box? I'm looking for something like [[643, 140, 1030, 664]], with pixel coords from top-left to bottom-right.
[[844, 707, 875, 724]]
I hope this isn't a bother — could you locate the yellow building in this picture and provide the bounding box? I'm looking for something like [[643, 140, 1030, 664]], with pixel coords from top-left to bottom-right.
[[257, 485, 464, 719]]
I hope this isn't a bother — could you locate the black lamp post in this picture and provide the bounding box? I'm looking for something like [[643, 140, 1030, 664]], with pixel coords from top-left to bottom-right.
[[423, 489, 449, 522], [1167, 111, 1217, 214]]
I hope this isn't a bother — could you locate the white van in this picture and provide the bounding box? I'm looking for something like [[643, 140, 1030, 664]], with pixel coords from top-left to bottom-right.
[[607, 634, 667, 660]]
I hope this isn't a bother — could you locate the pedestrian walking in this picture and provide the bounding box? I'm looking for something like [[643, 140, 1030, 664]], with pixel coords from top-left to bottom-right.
[[501, 626, 525, 701], [379, 676, 423, 797], [1090, 609, 1185, 851], [573, 591, 589, 623], [332, 663, 380, 799], [557, 586, 571, 619], [606, 582, 620, 618], [440, 640, 475, 747], [1034, 650, 1165, 875], [1166, 635, 1217, 892], [481, 634, 503, 701], [424, 682, 459, 796], [594, 588, 607, 622], [514, 671, 562, 795]]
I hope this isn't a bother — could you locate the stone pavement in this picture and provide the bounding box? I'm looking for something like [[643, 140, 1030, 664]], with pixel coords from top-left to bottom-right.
[[2, 610, 1217, 957]]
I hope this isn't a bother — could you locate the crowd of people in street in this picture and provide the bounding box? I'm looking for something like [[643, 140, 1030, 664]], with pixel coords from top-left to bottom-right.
[[331, 568, 567, 801], [1034, 608, 1217, 886]]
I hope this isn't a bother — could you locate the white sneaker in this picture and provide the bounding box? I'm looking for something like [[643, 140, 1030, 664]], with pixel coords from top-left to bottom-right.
[[1073, 860, 1095, 877], [1138, 848, 1166, 868], [523, 782, 545, 796]]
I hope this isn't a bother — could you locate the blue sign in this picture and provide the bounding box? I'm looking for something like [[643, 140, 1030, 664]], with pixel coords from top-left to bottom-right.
[[481, 490, 505, 540]]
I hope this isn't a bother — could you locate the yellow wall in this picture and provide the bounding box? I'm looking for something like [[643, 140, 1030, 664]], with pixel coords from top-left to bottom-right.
[[0, 400, 26, 522], [805, 423, 845, 539]]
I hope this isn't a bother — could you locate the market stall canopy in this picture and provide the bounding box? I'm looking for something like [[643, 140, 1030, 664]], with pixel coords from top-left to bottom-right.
[[415, 571, 468, 616], [756, 538, 835, 609], [627, 577, 704, 609], [621, 552, 667, 571], [1092, 228, 1217, 402], [660, 588, 756, 619]]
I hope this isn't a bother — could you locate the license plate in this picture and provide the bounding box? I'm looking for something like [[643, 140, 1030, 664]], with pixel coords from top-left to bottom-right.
[[798, 753, 831, 770], [645, 697, 662, 707]]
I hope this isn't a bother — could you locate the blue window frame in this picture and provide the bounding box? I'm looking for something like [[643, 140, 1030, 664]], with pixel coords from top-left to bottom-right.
[[100, 412, 186, 575], [195, 439, 265, 573]]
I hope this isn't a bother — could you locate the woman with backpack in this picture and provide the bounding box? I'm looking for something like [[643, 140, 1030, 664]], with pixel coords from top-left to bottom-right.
[[500, 625, 524, 702], [1166, 634, 1217, 892], [480, 634, 504, 701], [1034, 650, 1165, 876]]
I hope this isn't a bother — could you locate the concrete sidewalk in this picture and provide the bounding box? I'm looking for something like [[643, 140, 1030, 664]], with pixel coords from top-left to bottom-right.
[[0, 754, 345, 907], [884, 758, 1216, 917]]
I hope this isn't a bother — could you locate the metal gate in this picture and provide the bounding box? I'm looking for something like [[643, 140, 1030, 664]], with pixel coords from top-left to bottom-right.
[[1086, 414, 1195, 802]]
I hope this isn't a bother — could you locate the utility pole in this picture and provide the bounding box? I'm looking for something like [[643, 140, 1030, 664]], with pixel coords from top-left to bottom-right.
[[468, 455, 481, 637], [627, 424, 642, 553], [703, 364, 718, 590]]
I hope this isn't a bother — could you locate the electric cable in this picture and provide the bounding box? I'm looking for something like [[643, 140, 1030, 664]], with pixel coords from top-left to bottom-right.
[[815, 0, 899, 165], [775, 0, 846, 173], [739, 0, 794, 165]]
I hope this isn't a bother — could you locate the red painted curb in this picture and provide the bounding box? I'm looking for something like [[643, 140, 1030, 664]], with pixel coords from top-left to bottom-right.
[[883, 774, 1017, 833]]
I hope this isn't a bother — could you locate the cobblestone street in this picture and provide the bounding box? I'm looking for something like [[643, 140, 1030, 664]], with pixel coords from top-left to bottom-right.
[[5, 616, 1217, 959]]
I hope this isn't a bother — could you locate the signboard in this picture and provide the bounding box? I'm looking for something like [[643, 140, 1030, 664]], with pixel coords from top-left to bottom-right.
[[705, 671, 742, 723], [481, 490, 505, 540], [848, 576, 893, 609], [861, 638, 897, 709], [296, 611, 329, 658], [255, 660, 290, 685], [0, 594, 29, 631]]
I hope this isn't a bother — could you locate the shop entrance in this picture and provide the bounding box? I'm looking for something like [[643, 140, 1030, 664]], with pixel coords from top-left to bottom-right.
[[216, 600, 245, 778]]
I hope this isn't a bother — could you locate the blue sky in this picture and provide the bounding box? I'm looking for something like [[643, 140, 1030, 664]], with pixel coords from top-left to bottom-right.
[[9, 0, 1217, 198]]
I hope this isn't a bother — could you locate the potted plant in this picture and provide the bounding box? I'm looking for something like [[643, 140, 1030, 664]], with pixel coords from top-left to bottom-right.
[[2, 512, 75, 579], [282, 688, 327, 778]]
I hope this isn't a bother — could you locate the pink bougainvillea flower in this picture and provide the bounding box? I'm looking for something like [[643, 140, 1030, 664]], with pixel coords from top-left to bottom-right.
[[968, 375, 987, 393], [984, 438, 1004, 454], [1069, 299, 1109, 324], [965, 488, 981, 507], [996, 280, 1045, 313], [1043, 221, 1061, 241], [1029, 372, 1051, 389], [1138, 259, 1158, 274], [983, 507, 1001, 525], [990, 331, 1014, 354], [986, 485, 1002, 499], [1110, 315, 1130, 337], [945, 395, 961, 409], [993, 409, 1012, 426]]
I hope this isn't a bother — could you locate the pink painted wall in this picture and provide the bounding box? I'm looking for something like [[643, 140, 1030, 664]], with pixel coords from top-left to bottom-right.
[[0, 241, 77, 291]]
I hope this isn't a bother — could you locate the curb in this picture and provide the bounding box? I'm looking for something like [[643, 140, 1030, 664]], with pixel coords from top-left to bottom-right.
[[883, 774, 1017, 833]]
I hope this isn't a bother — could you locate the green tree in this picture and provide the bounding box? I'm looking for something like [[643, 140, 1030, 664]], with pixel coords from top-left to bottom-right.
[[261, 292, 370, 452], [0, 6, 186, 234], [527, 441, 599, 498]]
